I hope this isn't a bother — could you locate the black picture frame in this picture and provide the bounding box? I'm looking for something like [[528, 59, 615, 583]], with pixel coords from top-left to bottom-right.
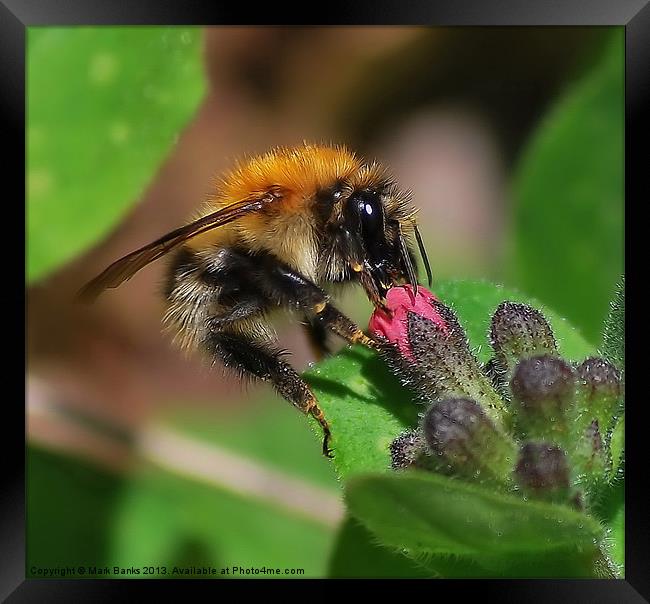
[[7, 0, 647, 600]]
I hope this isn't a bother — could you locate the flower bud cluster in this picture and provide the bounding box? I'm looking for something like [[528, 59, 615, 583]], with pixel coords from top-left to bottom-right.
[[371, 286, 623, 507]]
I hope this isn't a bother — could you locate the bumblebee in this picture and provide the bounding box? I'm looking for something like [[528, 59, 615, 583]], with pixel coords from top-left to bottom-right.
[[80, 143, 432, 457]]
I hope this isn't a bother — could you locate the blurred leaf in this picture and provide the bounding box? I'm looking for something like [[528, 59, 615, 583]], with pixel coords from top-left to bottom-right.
[[27, 27, 205, 282], [110, 462, 334, 577], [304, 279, 595, 480], [511, 31, 623, 344], [27, 446, 335, 578], [163, 401, 338, 490], [27, 446, 125, 570], [602, 275, 625, 373], [345, 471, 602, 575]]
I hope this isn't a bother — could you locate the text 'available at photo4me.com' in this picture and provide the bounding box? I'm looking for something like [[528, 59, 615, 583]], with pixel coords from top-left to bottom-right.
[[30, 565, 307, 578]]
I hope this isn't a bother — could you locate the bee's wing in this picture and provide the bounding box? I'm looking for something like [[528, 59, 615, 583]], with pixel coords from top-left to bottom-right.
[[77, 192, 280, 303]]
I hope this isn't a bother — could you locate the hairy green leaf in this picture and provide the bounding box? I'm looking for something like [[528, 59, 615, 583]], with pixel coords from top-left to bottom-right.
[[609, 414, 625, 478], [328, 516, 431, 578], [345, 471, 602, 562], [602, 275, 625, 373], [607, 503, 625, 573]]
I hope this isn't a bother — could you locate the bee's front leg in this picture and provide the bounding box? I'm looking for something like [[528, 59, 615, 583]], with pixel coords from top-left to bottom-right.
[[302, 316, 331, 361], [310, 302, 379, 350], [257, 254, 379, 350]]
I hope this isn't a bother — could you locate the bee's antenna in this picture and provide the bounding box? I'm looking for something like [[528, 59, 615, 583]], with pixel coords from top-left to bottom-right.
[[413, 223, 433, 287], [398, 222, 418, 298]]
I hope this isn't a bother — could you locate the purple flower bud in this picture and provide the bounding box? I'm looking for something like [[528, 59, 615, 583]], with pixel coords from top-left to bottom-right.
[[575, 357, 622, 436], [490, 302, 557, 378], [422, 398, 516, 483], [514, 442, 570, 502], [390, 429, 428, 470], [510, 355, 575, 443], [396, 306, 507, 425], [577, 357, 621, 398]]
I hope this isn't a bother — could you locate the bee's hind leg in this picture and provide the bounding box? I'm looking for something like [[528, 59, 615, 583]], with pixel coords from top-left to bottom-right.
[[205, 330, 334, 457]]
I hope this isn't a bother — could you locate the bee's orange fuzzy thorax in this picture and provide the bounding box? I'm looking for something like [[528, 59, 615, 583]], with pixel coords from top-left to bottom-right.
[[211, 144, 362, 211], [187, 144, 361, 264]]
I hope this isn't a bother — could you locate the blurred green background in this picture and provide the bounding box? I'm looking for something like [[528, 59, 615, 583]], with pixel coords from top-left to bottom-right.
[[26, 27, 623, 578]]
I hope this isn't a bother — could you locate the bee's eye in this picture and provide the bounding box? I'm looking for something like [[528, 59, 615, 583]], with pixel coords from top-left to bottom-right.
[[355, 190, 383, 235]]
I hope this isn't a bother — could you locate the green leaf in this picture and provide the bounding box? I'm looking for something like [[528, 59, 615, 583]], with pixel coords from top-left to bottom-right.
[[607, 503, 624, 573], [609, 413, 625, 478], [304, 279, 595, 480], [109, 464, 334, 578], [602, 275, 625, 373], [328, 516, 431, 578], [27, 27, 205, 282], [329, 514, 508, 578], [345, 471, 602, 566], [511, 31, 623, 344], [590, 469, 623, 573], [305, 345, 419, 480]]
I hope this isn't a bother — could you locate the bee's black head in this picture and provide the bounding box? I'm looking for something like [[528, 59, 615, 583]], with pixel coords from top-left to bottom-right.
[[343, 187, 421, 307], [316, 176, 432, 307]]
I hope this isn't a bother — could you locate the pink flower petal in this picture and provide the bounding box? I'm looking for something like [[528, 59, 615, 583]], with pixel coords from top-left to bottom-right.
[[368, 285, 447, 359]]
